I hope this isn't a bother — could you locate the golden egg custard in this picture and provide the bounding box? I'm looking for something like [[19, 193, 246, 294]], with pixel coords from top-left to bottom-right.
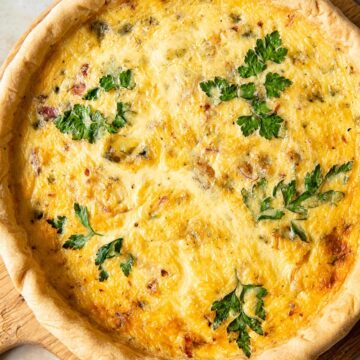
[[0, 0, 360, 359]]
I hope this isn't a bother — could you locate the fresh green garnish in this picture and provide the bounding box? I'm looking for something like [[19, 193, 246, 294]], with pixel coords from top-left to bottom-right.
[[120, 254, 135, 277], [238, 31, 288, 78], [63, 203, 102, 249], [325, 161, 353, 179], [95, 238, 123, 266], [94, 238, 135, 281], [83, 87, 100, 100], [290, 221, 307, 242], [238, 49, 267, 78], [95, 238, 123, 281], [264, 73, 292, 98], [55, 103, 130, 143], [100, 69, 135, 91], [47, 216, 66, 234], [237, 99, 283, 140], [110, 102, 130, 131], [200, 78, 257, 104], [242, 162, 353, 241], [200, 77, 238, 104], [254, 31, 288, 64], [211, 274, 268, 358]]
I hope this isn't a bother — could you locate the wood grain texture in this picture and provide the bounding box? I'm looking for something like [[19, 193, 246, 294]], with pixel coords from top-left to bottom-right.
[[0, 0, 359, 359]]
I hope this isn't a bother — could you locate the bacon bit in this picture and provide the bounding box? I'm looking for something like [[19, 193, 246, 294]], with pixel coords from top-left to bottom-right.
[[47, 193, 55, 197], [38, 106, 58, 120], [64, 144, 70, 151], [274, 103, 281, 113], [231, 25, 238, 32], [257, 21, 263, 28], [238, 162, 257, 180], [80, 63, 89, 77], [84, 168, 90, 176], [71, 82, 86, 96], [161, 269, 169, 277], [288, 302, 296, 316], [287, 150, 301, 166], [201, 103, 211, 111], [341, 135, 347, 143], [158, 196, 168, 205], [114, 312, 129, 328], [147, 279, 158, 293], [30, 148, 41, 176], [205, 147, 219, 153], [286, 14, 295, 27], [184, 334, 193, 358]]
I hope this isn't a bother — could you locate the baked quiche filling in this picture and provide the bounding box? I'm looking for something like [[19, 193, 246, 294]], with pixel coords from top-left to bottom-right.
[[9, 0, 359, 358]]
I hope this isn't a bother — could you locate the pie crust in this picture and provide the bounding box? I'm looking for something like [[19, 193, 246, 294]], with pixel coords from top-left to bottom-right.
[[0, 1, 359, 359]]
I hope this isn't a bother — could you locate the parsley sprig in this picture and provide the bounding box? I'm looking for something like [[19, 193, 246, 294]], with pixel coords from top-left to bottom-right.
[[63, 203, 102, 249], [211, 274, 267, 358], [242, 161, 353, 241], [83, 69, 135, 100], [95, 238, 135, 281], [237, 99, 283, 139], [238, 31, 288, 78], [199, 31, 292, 140], [55, 102, 130, 143]]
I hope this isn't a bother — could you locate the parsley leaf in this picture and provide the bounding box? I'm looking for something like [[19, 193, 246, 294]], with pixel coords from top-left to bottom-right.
[[304, 164, 323, 194], [237, 99, 283, 140], [98, 265, 109, 282], [95, 238, 123, 266], [264, 72, 292, 98], [100, 69, 135, 91], [290, 221, 307, 242], [238, 49, 266, 78], [83, 87, 100, 100], [239, 83, 256, 100], [95, 238, 123, 281], [63, 203, 102, 249], [211, 288, 240, 329], [47, 216, 66, 234], [100, 74, 117, 91], [120, 254, 135, 277], [119, 69, 135, 89], [325, 161, 353, 179], [237, 115, 259, 136], [255, 31, 288, 64], [55, 103, 130, 143], [238, 31, 288, 78], [260, 197, 272, 212], [111, 102, 130, 130], [200, 77, 238, 104], [259, 114, 283, 140], [257, 209, 284, 221]]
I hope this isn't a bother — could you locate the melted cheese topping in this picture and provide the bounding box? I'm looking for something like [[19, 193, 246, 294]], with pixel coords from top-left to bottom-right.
[[10, 0, 360, 358]]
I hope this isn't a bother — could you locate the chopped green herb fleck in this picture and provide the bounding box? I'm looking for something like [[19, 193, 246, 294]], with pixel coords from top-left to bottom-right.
[[47, 216, 66, 234], [120, 254, 135, 277], [83, 87, 100, 100]]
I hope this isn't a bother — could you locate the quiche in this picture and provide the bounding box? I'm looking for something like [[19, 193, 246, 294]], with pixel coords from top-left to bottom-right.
[[0, 0, 359, 359]]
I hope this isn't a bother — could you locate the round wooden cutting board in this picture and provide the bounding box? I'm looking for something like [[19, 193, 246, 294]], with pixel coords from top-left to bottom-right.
[[0, 0, 359, 359]]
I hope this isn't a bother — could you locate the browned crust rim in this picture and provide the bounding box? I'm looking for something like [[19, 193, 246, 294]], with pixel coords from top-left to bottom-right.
[[0, 1, 359, 359]]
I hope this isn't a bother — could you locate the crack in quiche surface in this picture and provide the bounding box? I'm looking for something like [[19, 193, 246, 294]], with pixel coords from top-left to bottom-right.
[[9, 0, 360, 358]]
